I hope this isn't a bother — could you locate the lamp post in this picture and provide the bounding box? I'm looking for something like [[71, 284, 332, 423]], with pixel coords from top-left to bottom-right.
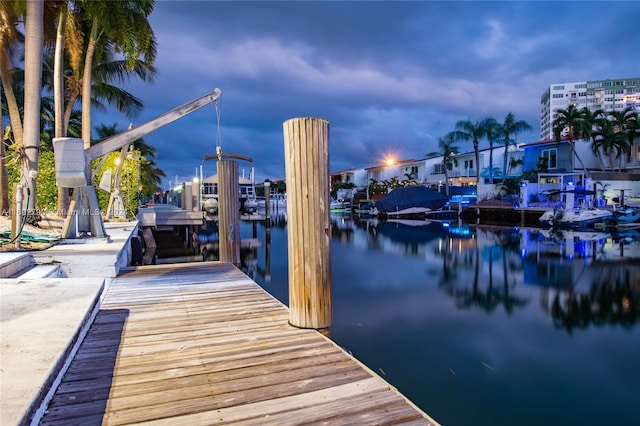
[[193, 176, 200, 211]]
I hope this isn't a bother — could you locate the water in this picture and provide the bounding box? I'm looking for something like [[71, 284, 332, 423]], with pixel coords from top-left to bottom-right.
[[199, 213, 640, 426]]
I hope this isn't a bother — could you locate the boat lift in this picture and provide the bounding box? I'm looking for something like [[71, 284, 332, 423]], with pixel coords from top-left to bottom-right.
[[53, 88, 222, 239]]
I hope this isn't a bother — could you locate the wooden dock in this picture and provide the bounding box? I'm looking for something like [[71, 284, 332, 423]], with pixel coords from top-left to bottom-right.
[[36, 262, 438, 425]]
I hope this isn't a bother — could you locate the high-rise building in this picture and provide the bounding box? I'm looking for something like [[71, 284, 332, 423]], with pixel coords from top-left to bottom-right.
[[540, 78, 640, 140]]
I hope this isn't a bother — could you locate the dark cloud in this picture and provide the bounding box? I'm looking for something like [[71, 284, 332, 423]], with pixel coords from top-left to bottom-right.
[[93, 1, 640, 186]]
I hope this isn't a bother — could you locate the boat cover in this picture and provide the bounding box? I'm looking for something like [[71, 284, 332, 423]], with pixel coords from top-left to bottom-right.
[[374, 186, 448, 213]]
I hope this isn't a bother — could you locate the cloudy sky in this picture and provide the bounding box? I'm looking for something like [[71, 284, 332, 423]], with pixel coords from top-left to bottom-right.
[[96, 0, 640, 185]]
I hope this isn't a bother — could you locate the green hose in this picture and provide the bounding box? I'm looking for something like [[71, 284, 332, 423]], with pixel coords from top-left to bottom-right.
[[0, 189, 60, 249]]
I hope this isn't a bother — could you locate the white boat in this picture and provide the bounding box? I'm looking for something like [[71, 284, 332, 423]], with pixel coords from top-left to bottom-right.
[[201, 173, 258, 213], [257, 193, 287, 209], [539, 188, 613, 228], [539, 206, 613, 228]]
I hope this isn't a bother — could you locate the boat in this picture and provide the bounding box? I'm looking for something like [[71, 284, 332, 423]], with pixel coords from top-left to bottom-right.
[[257, 193, 287, 209], [609, 206, 640, 225], [539, 205, 613, 228], [539, 189, 613, 228], [371, 186, 449, 219], [201, 173, 258, 214]]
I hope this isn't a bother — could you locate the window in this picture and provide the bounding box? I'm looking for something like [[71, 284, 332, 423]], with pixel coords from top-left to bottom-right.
[[434, 164, 445, 174], [203, 183, 216, 195], [541, 148, 557, 169], [553, 85, 565, 90], [464, 160, 474, 169], [552, 93, 564, 99]]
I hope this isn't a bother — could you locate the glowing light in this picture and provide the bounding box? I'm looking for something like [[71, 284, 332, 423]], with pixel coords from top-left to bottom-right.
[[385, 157, 395, 166]]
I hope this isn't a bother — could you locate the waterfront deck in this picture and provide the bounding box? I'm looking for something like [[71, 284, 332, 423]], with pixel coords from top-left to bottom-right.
[[36, 262, 437, 425]]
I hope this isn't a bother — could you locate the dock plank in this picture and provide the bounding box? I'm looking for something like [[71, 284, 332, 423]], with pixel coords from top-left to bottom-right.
[[37, 262, 438, 425]]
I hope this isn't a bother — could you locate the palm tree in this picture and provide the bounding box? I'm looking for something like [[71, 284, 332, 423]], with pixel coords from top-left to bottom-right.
[[452, 119, 486, 189], [580, 107, 605, 170], [21, 0, 44, 211], [1, 1, 24, 212], [77, 0, 156, 150], [592, 119, 623, 172], [498, 112, 531, 184], [608, 107, 638, 169], [552, 104, 589, 178], [427, 132, 459, 196], [483, 116, 500, 184]]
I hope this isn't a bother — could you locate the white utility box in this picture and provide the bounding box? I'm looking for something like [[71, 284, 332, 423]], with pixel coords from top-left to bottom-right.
[[53, 137, 87, 188]]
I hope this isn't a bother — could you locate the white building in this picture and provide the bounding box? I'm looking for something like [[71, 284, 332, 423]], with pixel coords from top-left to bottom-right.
[[540, 77, 640, 140]]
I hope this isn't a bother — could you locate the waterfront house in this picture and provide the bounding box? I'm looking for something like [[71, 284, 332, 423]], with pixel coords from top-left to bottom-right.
[[519, 136, 640, 203]]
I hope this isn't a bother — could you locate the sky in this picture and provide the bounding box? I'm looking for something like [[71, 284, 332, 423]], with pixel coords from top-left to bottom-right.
[[95, 0, 640, 186]]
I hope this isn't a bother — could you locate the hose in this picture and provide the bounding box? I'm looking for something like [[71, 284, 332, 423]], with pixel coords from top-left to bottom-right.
[[0, 189, 60, 249]]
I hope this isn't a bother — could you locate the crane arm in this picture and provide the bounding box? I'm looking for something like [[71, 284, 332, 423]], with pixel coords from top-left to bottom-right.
[[85, 88, 221, 162]]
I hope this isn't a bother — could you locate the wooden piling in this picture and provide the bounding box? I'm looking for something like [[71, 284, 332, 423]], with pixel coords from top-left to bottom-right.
[[217, 160, 240, 265], [264, 181, 271, 222], [283, 117, 331, 330]]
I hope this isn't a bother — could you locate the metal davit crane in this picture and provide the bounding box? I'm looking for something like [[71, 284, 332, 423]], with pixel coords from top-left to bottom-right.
[[53, 88, 222, 239]]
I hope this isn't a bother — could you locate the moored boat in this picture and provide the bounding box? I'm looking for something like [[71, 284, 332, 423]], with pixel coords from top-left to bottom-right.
[[539, 188, 613, 228], [372, 186, 450, 219], [609, 206, 640, 224], [539, 206, 613, 228]]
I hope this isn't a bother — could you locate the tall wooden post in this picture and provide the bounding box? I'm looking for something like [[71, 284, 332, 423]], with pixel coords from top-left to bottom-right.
[[217, 160, 240, 265], [283, 117, 331, 330], [264, 181, 271, 222]]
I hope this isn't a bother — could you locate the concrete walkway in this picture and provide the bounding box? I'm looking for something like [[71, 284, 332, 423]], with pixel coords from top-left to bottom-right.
[[0, 221, 137, 425]]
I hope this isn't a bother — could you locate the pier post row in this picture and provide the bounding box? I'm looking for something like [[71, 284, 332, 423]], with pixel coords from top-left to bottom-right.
[[283, 117, 332, 330]]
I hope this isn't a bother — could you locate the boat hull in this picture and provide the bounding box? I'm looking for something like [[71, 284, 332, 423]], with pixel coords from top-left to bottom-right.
[[539, 207, 613, 228]]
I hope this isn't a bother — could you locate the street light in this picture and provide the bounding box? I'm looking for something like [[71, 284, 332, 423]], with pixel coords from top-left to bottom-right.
[[193, 176, 200, 211]]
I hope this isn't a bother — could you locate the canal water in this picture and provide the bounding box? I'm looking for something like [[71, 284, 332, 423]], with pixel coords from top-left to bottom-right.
[[194, 213, 640, 426]]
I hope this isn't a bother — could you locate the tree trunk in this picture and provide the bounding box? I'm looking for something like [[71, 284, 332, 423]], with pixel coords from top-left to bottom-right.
[[0, 67, 21, 213], [0, 133, 8, 213], [502, 138, 509, 185], [571, 140, 590, 179], [0, 64, 23, 146], [444, 163, 450, 196], [81, 20, 99, 150], [474, 140, 480, 216], [489, 141, 493, 183], [54, 9, 66, 137], [22, 0, 44, 211], [55, 7, 69, 217]]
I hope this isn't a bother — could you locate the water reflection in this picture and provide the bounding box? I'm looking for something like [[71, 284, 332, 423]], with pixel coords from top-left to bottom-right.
[[187, 213, 640, 426], [329, 214, 640, 331]]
